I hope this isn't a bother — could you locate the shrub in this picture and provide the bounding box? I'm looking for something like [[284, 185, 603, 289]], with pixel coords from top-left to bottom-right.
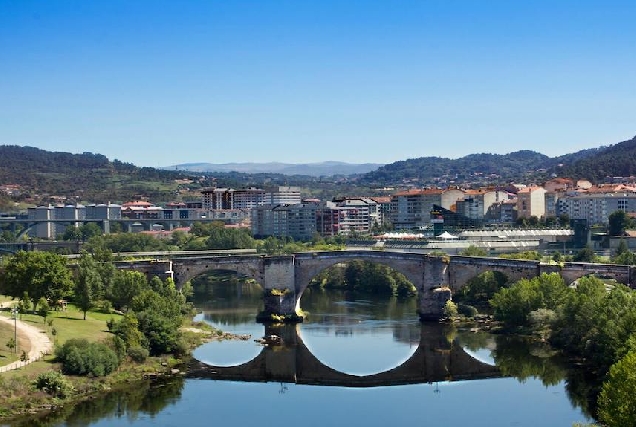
[[457, 304, 478, 318], [55, 338, 120, 377], [443, 300, 459, 319], [127, 346, 149, 363], [34, 371, 74, 399]]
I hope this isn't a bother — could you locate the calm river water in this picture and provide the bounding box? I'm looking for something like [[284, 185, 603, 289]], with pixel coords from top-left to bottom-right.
[[13, 284, 595, 427]]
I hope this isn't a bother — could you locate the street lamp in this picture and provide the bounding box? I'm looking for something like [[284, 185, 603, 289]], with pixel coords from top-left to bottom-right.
[[10, 306, 18, 354]]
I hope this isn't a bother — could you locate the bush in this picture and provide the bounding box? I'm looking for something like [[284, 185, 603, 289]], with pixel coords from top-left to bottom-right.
[[457, 304, 478, 318], [55, 338, 120, 377], [99, 300, 113, 314], [443, 300, 459, 319], [127, 346, 149, 363], [34, 371, 74, 399]]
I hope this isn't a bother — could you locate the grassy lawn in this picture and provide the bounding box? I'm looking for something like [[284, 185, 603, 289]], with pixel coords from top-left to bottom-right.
[[0, 300, 122, 370]]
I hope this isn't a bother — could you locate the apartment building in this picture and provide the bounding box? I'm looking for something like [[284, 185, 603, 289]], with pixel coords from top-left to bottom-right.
[[390, 188, 465, 229], [251, 203, 318, 240], [268, 186, 301, 205], [557, 190, 636, 226], [455, 189, 509, 221], [516, 186, 547, 219]]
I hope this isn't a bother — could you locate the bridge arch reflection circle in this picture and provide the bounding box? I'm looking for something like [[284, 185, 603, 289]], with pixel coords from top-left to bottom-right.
[[298, 315, 420, 376]]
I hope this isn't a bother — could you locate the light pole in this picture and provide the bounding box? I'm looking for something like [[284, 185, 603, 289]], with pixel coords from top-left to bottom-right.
[[11, 306, 18, 354]]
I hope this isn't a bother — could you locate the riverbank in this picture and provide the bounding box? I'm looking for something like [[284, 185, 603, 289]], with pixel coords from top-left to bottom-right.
[[0, 308, 221, 422]]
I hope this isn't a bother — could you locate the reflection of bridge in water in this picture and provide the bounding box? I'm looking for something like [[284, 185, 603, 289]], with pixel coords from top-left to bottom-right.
[[188, 324, 501, 387]]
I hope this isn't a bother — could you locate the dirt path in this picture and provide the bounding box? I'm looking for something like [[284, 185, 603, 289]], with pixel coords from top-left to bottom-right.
[[0, 302, 53, 373]]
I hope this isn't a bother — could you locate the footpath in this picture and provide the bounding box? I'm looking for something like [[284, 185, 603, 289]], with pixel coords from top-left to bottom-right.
[[0, 302, 53, 373]]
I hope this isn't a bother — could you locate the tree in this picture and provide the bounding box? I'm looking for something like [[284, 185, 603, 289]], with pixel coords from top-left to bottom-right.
[[37, 297, 50, 323], [108, 270, 148, 312], [572, 245, 597, 263], [608, 210, 632, 236], [460, 245, 488, 257], [0, 251, 73, 311], [598, 351, 636, 427], [455, 271, 508, 305], [490, 273, 568, 328], [75, 252, 103, 320], [615, 239, 629, 256]]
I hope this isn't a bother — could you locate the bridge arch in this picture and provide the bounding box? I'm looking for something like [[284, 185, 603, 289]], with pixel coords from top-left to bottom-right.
[[294, 251, 429, 297], [172, 255, 266, 289]]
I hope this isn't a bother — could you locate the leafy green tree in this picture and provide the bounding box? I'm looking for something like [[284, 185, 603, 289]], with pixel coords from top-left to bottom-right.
[[75, 252, 103, 320], [608, 210, 632, 236], [0, 251, 73, 310], [6, 337, 16, 353], [613, 249, 636, 265], [558, 213, 570, 228], [109, 270, 148, 312], [455, 271, 508, 306], [490, 273, 568, 328], [460, 245, 489, 257], [443, 300, 459, 319], [109, 314, 146, 349], [37, 296, 50, 323], [615, 239, 629, 256], [598, 351, 636, 427], [572, 245, 597, 263]]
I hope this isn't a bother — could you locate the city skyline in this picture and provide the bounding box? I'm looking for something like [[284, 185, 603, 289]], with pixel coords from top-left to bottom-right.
[[1, 1, 635, 168]]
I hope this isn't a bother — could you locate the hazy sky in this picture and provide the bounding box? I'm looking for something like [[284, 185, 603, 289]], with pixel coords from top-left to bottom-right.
[[1, 1, 635, 167]]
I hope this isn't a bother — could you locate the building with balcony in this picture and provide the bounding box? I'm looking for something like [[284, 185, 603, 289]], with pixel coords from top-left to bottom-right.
[[390, 188, 465, 229]]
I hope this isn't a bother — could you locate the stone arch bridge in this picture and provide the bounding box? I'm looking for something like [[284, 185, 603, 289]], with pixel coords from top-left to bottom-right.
[[160, 250, 635, 321]]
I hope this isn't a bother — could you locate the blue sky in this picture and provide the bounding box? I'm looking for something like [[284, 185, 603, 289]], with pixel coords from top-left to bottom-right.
[[1, 1, 635, 167]]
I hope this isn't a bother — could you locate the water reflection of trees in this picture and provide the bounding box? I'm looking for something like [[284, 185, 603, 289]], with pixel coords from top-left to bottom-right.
[[13, 377, 185, 427], [193, 270, 264, 326], [191, 270, 263, 301], [491, 335, 568, 387], [456, 331, 601, 420], [302, 288, 418, 321]]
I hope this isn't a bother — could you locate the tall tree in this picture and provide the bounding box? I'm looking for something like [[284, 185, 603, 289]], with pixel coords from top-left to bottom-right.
[[0, 251, 73, 310], [608, 210, 632, 236], [75, 252, 103, 320]]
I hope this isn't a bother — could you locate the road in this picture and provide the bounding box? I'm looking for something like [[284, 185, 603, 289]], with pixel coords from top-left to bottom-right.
[[0, 302, 53, 372]]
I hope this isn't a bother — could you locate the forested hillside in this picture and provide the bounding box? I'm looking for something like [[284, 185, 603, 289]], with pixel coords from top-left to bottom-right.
[[0, 146, 187, 203], [359, 150, 558, 186], [359, 135, 636, 186], [555, 135, 636, 181]]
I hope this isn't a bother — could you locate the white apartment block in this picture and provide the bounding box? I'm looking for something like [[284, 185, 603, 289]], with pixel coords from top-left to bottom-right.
[[557, 192, 636, 225], [268, 186, 301, 205]]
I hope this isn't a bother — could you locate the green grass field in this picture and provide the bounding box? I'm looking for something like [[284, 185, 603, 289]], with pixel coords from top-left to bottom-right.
[[0, 297, 121, 370]]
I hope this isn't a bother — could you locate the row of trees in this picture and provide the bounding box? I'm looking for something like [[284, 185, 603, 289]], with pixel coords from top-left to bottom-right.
[[483, 273, 636, 426]]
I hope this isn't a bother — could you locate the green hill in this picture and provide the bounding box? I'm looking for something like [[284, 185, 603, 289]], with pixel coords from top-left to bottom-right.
[[0, 145, 188, 204]]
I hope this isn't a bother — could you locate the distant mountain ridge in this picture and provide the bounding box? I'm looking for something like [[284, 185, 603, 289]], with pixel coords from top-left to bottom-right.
[[165, 161, 384, 177]]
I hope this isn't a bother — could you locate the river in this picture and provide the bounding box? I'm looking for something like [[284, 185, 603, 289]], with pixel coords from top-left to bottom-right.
[[10, 283, 595, 427]]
